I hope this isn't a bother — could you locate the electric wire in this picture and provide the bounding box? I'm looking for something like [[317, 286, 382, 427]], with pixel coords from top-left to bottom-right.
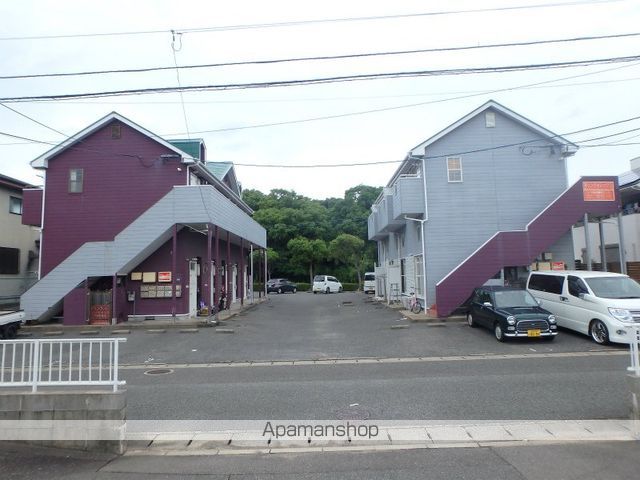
[[0, 0, 620, 42], [2, 54, 639, 103], [3, 31, 639, 81], [3, 111, 639, 168]]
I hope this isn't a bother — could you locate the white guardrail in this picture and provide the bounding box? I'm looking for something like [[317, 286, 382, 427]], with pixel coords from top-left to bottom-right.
[[630, 326, 640, 376], [0, 338, 126, 392]]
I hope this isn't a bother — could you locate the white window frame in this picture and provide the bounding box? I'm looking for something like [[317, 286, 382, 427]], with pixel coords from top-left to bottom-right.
[[446, 157, 463, 183], [9, 196, 22, 215], [69, 168, 84, 193]]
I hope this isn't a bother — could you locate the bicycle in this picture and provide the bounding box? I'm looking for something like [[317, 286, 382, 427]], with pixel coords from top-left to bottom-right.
[[409, 292, 422, 314]]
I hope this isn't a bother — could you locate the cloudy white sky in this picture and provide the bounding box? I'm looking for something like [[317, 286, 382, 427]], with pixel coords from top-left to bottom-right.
[[1, 0, 639, 199]]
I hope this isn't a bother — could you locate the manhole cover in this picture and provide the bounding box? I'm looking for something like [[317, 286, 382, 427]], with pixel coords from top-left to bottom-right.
[[334, 405, 371, 420], [143, 368, 174, 376]]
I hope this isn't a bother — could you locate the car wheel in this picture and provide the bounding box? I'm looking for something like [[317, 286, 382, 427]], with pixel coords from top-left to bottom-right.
[[494, 322, 505, 342], [313, 291, 317, 294], [325, 287, 330, 294], [3, 324, 17, 339], [338, 287, 343, 293], [590, 319, 609, 345], [467, 313, 476, 328], [293, 287, 297, 294]]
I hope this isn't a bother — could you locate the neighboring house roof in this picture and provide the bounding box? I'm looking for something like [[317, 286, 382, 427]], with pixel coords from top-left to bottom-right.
[[0, 172, 34, 191], [30, 112, 196, 169], [387, 100, 579, 187], [169, 139, 205, 161], [618, 170, 640, 188], [205, 162, 233, 180]]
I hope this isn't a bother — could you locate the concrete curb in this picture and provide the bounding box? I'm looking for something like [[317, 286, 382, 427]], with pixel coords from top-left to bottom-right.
[[122, 420, 640, 456]]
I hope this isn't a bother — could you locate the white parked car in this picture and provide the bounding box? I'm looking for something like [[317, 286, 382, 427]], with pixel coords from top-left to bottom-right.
[[313, 275, 343, 294], [526, 270, 640, 345], [363, 272, 375, 294]]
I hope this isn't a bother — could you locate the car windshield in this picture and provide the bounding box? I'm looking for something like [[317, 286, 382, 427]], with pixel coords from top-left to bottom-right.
[[493, 290, 538, 308], [584, 276, 640, 299], [364, 274, 375, 281], [313, 275, 325, 282]]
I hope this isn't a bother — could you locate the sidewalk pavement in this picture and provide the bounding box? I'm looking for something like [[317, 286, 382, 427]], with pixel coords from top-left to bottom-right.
[[19, 297, 268, 335]]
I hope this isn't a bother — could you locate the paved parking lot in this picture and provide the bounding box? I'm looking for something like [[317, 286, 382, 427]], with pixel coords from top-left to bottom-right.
[[24, 291, 625, 365]]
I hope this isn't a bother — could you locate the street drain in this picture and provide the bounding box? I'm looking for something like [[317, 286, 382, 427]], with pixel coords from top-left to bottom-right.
[[143, 368, 174, 376], [335, 405, 371, 420]]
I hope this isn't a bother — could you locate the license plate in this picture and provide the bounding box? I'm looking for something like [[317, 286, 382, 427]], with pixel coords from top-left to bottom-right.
[[527, 329, 541, 337]]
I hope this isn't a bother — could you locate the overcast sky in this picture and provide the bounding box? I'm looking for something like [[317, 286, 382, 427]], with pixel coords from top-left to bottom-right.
[[1, 0, 639, 199]]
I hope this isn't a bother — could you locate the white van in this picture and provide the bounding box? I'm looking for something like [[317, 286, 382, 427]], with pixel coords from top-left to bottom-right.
[[363, 272, 375, 294], [313, 275, 343, 294], [526, 270, 640, 344]]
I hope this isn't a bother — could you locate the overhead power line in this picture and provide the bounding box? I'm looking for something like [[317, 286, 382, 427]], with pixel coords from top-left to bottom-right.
[[2, 54, 639, 103], [0, 0, 620, 42], [3, 31, 639, 81], [3, 110, 640, 168]]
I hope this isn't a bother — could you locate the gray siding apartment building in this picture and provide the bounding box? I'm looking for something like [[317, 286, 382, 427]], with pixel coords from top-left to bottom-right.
[[368, 100, 621, 317]]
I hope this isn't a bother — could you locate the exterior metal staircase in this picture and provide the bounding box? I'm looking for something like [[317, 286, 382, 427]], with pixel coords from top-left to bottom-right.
[[435, 177, 620, 317], [20, 186, 266, 322]]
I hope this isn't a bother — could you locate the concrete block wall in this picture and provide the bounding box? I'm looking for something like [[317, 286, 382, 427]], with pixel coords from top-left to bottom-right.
[[0, 390, 126, 453]]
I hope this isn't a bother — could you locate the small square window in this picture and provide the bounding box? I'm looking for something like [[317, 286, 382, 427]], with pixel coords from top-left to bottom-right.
[[9, 196, 22, 215], [447, 157, 463, 183], [69, 168, 84, 193]]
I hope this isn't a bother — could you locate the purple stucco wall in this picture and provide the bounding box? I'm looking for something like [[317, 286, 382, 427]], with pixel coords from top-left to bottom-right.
[[41, 120, 187, 276], [21, 189, 42, 227], [435, 176, 621, 317], [122, 229, 245, 318]]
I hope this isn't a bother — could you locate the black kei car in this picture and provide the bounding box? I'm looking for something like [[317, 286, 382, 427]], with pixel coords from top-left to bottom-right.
[[467, 286, 558, 342], [266, 278, 298, 294]]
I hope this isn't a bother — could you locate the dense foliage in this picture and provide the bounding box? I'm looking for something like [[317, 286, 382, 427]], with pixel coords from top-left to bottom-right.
[[244, 185, 382, 283]]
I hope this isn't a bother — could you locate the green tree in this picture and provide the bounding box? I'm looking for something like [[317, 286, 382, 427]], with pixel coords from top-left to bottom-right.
[[287, 237, 328, 284], [329, 233, 366, 285]]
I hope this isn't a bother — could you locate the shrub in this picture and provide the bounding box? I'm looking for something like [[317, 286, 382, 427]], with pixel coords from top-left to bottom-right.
[[295, 282, 311, 292], [341, 283, 359, 291]]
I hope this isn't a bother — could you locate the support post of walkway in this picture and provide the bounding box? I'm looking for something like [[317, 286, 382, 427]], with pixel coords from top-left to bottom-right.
[[214, 226, 220, 309], [226, 231, 231, 307], [206, 224, 212, 308], [240, 238, 245, 307], [618, 211, 627, 274], [250, 244, 254, 304], [264, 248, 268, 297], [111, 274, 117, 325], [598, 218, 607, 272], [172, 224, 178, 317], [584, 213, 592, 271]]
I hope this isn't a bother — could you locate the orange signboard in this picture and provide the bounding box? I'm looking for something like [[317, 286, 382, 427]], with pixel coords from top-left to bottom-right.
[[158, 271, 172, 283], [583, 181, 615, 202], [551, 262, 565, 271]]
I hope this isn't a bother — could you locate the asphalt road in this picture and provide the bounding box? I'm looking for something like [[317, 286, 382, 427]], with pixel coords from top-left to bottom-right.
[[110, 292, 632, 421], [3, 441, 639, 479]]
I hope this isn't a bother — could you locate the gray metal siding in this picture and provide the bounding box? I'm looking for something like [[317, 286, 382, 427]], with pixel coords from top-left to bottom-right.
[[21, 185, 266, 320], [423, 109, 568, 304], [393, 176, 424, 219]]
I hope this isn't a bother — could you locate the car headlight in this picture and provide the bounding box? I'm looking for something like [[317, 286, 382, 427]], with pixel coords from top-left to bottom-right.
[[507, 316, 516, 325], [548, 315, 556, 323], [608, 308, 634, 322]]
